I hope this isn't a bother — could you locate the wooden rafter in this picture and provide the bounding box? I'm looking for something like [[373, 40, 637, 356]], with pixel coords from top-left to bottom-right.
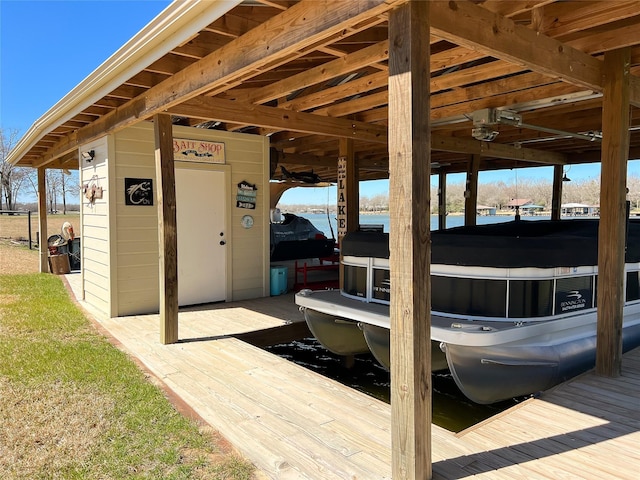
[[429, 1, 603, 91]]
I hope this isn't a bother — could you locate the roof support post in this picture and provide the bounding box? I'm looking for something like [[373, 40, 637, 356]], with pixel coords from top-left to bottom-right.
[[551, 164, 563, 221], [388, 2, 432, 479], [596, 47, 631, 377], [37, 166, 49, 273], [438, 173, 446, 231], [154, 113, 179, 345], [464, 154, 480, 226]]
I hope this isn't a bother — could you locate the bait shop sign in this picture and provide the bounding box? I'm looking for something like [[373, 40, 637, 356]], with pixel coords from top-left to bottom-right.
[[173, 138, 225, 164]]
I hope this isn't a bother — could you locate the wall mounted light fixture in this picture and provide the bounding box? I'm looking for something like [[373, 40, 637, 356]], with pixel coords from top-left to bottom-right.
[[81, 150, 95, 162]]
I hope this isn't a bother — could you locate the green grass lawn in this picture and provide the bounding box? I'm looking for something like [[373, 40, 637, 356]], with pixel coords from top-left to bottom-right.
[[0, 272, 254, 479]]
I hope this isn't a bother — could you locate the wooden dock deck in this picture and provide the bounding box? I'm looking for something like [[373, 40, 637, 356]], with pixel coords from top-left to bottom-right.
[[64, 274, 640, 479]]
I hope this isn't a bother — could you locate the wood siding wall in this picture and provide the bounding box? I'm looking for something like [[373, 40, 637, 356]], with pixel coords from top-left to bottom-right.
[[80, 136, 113, 316], [113, 123, 160, 316], [80, 122, 270, 318]]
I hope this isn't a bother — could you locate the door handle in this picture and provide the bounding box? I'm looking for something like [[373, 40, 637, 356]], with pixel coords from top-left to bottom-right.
[[219, 240, 226, 246]]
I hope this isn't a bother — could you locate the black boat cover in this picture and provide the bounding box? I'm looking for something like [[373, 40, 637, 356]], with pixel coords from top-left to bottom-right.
[[341, 219, 640, 268], [270, 213, 335, 261]]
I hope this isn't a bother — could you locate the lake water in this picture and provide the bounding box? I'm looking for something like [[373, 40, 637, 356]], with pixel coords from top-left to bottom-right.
[[296, 212, 551, 238]]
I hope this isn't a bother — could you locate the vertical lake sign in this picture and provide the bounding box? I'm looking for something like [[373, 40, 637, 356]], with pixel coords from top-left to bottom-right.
[[337, 157, 347, 238], [173, 138, 225, 164]]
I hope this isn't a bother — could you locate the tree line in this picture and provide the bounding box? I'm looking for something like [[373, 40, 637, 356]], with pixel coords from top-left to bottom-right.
[[285, 174, 640, 214], [1, 128, 80, 213], [360, 174, 640, 213]]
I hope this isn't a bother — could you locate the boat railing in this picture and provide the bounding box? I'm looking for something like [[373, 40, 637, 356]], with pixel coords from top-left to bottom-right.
[[341, 255, 640, 321]]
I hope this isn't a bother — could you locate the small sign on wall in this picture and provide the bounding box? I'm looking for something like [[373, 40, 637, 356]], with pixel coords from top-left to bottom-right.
[[125, 178, 153, 206], [236, 180, 257, 209], [174, 138, 225, 164]]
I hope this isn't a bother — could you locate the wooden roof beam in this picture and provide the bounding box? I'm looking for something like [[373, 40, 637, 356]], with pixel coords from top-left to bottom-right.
[[313, 90, 387, 117], [252, 1, 289, 11], [168, 96, 388, 143], [124, 71, 171, 89], [272, 134, 334, 152], [236, 40, 392, 105], [429, 0, 603, 91], [242, 42, 508, 109], [279, 70, 388, 112], [144, 53, 198, 75], [284, 63, 532, 120], [312, 71, 565, 120], [434, 5, 640, 107], [541, 1, 640, 38], [567, 145, 640, 164], [480, 0, 556, 18], [203, 10, 263, 38], [432, 135, 567, 165], [431, 83, 592, 123], [276, 151, 385, 169], [317, 44, 388, 72], [567, 17, 640, 55]]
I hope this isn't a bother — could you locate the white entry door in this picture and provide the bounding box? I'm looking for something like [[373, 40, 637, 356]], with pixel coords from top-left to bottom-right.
[[175, 167, 227, 306]]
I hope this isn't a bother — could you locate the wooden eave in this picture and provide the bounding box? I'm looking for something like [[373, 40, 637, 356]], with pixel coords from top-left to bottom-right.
[[10, 0, 640, 184]]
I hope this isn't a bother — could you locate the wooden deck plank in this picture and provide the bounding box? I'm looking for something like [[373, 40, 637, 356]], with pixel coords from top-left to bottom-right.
[[623, 355, 640, 368], [549, 389, 640, 426], [69, 280, 640, 480], [318, 417, 390, 461], [488, 413, 629, 458], [505, 409, 640, 475], [200, 342, 396, 469], [554, 381, 640, 412], [455, 431, 560, 480], [246, 367, 392, 439], [430, 427, 528, 480], [467, 428, 605, 479], [432, 440, 527, 480], [344, 450, 393, 480], [201, 338, 391, 416], [577, 371, 640, 392], [529, 400, 638, 436], [153, 348, 374, 478], [180, 344, 339, 428]]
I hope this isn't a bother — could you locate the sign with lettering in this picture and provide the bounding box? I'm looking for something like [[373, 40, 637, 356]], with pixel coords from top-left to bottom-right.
[[337, 157, 347, 238], [125, 178, 153, 206], [173, 138, 225, 164], [236, 180, 257, 209]]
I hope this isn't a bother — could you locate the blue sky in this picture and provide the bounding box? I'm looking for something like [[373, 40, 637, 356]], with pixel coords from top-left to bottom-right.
[[1, 1, 636, 205], [1, 0, 170, 135]]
